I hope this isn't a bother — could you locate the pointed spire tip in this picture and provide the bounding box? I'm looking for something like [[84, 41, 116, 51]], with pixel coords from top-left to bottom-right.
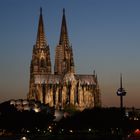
[[63, 8, 65, 15], [40, 7, 42, 15]]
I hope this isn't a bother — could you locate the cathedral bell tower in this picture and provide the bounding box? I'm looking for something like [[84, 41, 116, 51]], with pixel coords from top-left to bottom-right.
[[28, 8, 51, 100], [54, 9, 75, 75], [30, 8, 51, 75]]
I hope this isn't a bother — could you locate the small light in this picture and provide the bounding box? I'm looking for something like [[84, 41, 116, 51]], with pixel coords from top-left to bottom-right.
[[134, 129, 140, 135], [69, 130, 73, 133], [134, 117, 139, 120], [20, 136, 27, 140], [89, 128, 91, 132], [34, 108, 40, 113]]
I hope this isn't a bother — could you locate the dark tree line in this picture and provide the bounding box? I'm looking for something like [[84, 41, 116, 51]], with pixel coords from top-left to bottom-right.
[[0, 101, 54, 131]]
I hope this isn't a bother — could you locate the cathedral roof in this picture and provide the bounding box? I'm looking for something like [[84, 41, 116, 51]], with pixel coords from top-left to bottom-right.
[[75, 74, 96, 85], [34, 74, 62, 84], [34, 74, 96, 85]]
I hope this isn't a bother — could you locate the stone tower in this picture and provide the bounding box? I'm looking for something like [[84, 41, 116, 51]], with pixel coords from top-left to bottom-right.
[[28, 8, 51, 100], [54, 9, 75, 75]]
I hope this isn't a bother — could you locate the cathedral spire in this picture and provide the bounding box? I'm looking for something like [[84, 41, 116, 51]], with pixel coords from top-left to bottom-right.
[[40, 7, 42, 15], [59, 8, 69, 46], [30, 8, 51, 75], [36, 7, 47, 47], [54, 9, 75, 74]]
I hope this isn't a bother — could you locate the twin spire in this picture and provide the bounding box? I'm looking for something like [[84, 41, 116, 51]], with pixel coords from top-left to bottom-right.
[[36, 8, 69, 48], [35, 8, 74, 75]]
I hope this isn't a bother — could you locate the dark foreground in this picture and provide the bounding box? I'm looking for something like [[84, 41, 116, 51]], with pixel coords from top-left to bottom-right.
[[0, 134, 125, 140]]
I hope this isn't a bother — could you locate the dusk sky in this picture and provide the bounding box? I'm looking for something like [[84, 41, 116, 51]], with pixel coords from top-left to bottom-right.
[[0, 0, 140, 108]]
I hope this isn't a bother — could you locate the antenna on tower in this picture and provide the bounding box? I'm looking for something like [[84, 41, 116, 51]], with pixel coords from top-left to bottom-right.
[[120, 73, 122, 89]]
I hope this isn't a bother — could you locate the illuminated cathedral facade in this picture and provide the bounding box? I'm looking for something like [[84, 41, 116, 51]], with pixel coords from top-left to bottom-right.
[[28, 8, 101, 110]]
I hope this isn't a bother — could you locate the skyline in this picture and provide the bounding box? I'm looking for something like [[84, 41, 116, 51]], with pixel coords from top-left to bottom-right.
[[0, 0, 140, 108]]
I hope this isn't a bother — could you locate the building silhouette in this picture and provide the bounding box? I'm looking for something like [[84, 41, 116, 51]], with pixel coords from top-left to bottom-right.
[[28, 8, 101, 110]]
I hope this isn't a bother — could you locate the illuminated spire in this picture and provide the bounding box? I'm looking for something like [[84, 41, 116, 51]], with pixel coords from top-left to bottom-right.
[[59, 8, 69, 46], [54, 9, 75, 74], [36, 7, 47, 47], [31, 8, 51, 74]]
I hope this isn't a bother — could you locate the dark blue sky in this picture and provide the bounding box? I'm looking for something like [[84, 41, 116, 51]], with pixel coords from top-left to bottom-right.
[[0, 0, 140, 107]]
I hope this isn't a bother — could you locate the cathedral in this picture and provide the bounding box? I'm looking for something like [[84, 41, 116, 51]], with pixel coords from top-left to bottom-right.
[[28, 8, 101, 110]]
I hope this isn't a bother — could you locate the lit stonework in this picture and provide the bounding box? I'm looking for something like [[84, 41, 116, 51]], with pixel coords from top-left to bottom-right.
[[54, 9, 75, 75], [28, 8, 101, 110]]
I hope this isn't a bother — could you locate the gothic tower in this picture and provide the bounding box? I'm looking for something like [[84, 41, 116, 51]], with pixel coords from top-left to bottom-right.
[[54, 9, 75, 75], [28, 8, 51, 100]]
